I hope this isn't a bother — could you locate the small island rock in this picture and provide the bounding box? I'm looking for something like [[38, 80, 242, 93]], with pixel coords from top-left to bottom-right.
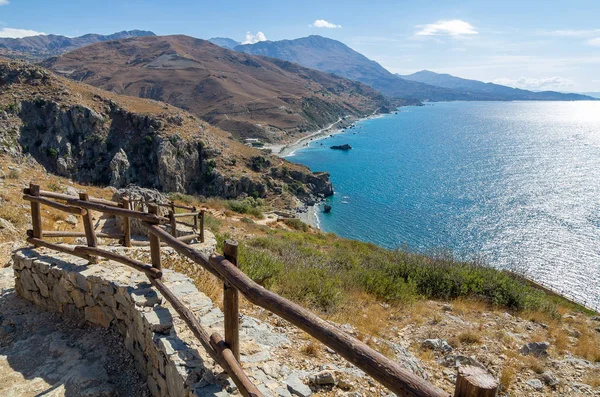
[[330, 144, 352, 150]]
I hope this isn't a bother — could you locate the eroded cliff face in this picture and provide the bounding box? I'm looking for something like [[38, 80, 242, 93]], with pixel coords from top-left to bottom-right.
[[1, 61, 333, 202]]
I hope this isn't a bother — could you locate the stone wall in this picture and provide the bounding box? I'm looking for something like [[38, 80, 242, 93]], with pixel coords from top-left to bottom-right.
[[11, 248, 231, 397]]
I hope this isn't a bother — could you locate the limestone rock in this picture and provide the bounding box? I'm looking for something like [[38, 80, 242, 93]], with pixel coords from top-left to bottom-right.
[[520, 341, 549, 358], [526, 378, 544, 391], [85, 306, 113, 328], [310, 370, 335, 385], [286, 373, 312, 397], [422, 339, 453, 353], [541, 371, 560, 387]]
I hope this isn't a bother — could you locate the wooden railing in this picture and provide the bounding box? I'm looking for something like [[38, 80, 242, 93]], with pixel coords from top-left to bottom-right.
[[22, 183, 498, 397]]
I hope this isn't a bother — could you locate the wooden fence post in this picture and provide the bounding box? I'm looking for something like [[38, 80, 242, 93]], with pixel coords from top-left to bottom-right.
[[193, 206, 198, 229], [223, 240, 240, 361], [79, 192, 98, 264], [169, 210, 177, 237], [454, 365, 498, 397], [29, 183, 43, 239], [122, 197, 132, 248], [148, 204, 162, 271], [200, 210, 205, 243]]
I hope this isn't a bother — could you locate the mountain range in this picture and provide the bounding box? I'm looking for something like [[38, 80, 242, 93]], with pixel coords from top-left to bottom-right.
[[43, 35, 388, 142], [0, 30, 156, 61], [233, 35, 594, 102]]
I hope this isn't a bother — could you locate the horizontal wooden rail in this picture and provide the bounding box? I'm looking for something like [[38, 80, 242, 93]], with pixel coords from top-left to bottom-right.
[[28, 189, 121, 207], [129, 200, 196, 211], [175, 220, 197, 229], [144, 223, 449, 397], [73, 246, 162, 278], [173, 212, 200, 218], [176, 234, 202, 243], [65, 198, 169, 224], [150, 277, 262, 397], [40, 231, 124, 239], [26, 237, 93, 262], [23, 194, 88, 215]]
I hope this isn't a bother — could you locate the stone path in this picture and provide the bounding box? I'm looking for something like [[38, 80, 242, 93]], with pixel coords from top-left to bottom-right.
[[0, 266, 150, 397]]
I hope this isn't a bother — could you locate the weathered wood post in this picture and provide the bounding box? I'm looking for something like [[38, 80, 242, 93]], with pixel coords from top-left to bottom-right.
[[200, 210, 205, 243], [29, 183, 43, 239], [122, 196, 132, 248], [193, 206, 198, 229], [169, 210, 177, 237], [454, 365, 498, 397], [223, 240, 240, 361], [79, 192, 98, 264], [148, 204, 162, 271]]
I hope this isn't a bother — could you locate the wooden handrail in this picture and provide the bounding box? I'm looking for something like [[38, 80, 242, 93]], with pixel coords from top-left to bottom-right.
[[150, 277, 263, 397], [173, 212, 200, 218], [144, 223, 450, 397], [23, 194, 88, 215], [64, 198, 169, 224], [27, 189, 122, 207], [73, 246, 162, 279]]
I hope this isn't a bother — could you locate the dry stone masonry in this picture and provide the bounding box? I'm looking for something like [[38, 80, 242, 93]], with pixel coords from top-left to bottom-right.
[[11, 248, 296, 396]]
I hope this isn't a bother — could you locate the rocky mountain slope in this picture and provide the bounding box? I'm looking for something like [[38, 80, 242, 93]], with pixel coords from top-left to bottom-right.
[[235, 35, 595, 102], [42, 35, 389, 142], [400, 70, 596, 101], [208, 37, 241, 50], [0, 30, 155, 62], [0, 60, 332, 202]]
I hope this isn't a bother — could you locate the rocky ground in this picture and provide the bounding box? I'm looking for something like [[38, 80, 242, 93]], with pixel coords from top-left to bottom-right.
[[0, 266, 150, 397]]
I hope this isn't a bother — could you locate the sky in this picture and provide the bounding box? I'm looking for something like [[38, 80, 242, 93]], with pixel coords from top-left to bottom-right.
[[1, 0, 599, 92]]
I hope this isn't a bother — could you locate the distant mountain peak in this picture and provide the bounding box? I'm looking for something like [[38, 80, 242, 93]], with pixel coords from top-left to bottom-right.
[[208, 37, 241, 50]]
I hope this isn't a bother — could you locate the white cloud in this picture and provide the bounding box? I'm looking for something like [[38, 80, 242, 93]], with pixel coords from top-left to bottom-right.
[[0, 0, 9, 5], [0, 27, 46, 38], [587, 37, 600, 47], [538, 29, 600, 37], [492, 76, 575, 91], [416, 19, 478, 36], [242, 31, 267, 45], [310, 19, 342, 29]]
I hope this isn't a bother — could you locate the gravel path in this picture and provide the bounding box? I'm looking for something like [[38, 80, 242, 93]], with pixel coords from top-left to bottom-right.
[[0, 267, 150, 397]]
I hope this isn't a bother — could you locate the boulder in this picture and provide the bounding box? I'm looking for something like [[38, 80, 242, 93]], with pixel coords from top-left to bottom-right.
[[526, 379, 544, 391], [286, 373, 312, 397], [541, 371, 560, 387], [323, 205, 332, 213], [422, 339, 453, 353], [112, 185, 170, 235], [330, 144, 352, 150], [309, 370, 335, 385], [520, 341, 549, 358]]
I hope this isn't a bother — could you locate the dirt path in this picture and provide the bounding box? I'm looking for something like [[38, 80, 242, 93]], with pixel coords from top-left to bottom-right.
[[0, 267, 150, 397]]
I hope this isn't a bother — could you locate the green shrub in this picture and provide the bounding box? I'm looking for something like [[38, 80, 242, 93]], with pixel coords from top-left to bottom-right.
[[46, 147, 58, 158], [282, 218, 308, 232], [225, 198, 264, 218]]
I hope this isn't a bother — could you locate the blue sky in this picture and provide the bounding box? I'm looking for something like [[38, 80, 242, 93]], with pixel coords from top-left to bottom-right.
[[1, 0, 599, 92]]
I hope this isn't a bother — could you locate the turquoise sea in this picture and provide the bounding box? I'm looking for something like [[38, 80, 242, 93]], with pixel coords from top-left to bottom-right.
[[288, 101, 600, 311]]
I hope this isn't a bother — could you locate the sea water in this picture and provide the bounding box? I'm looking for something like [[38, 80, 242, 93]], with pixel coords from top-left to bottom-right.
[[289, 101, 600, 311]]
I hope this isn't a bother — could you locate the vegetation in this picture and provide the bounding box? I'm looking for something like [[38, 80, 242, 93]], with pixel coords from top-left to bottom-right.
[[282, 218, 309, 232], [224, 197, 265, 218], [231, 230, 562, 315]]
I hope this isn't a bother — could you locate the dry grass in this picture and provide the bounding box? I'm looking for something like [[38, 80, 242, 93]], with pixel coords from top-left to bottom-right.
[[458, 330, 481, 345], [522, 355, 545, 374], [583, 369, 600, 387], [574, 332, 600, 362], [300, 341, 320, 358], [499, 362, 517, 392]]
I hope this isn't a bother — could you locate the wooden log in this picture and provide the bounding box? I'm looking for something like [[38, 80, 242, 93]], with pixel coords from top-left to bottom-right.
[[29, 184, 43, 239], [175, 220, 196, 229], [79, 193, 98, 264], [173, 212, 200, 218], [149, 277, 262, 397], [223, 240, 240, 361], [454, 366, 498, 397], [200, 210, 205, 243], [40, 231, 123, 239], [193, 206, 198, 230], [26, 237, 93, 262], [209, 333, 264, 397], [23, 194, 88, 216], [73, 246, 162, 279], [143, 223, 449, 397], [148, 204, 162, 271], [65, 198, 168, 224], [176, 233, 202, 243], [169, 211, 177, 237], [33, 189, 121, 207], [122, 197, 132, 248]]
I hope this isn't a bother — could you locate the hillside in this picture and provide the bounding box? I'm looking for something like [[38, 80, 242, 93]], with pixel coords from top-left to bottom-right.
[[401, 70, 596, 101], [208, 37, 241, 49], [235, 35, 596, 102], [234, 35, 466, 101], [0, 60, 333, 205], [42, 35, 389, 142], [0, 30, 155, 62]]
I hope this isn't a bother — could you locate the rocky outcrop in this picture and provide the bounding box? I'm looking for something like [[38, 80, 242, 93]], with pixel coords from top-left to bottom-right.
[[0, 61, 334, 204], [330, 144, 352, 150]]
